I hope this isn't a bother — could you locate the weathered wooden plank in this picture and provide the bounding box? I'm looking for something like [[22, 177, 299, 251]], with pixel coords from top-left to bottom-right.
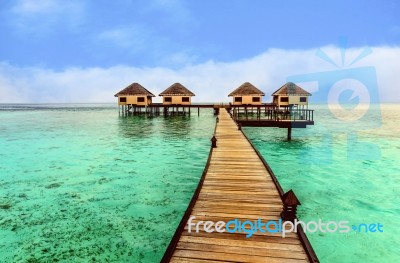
[[195, 200, 282, 209], [179, 236, 305, 251], [170, 257, 223, 263], [197, 193, 282, 203], [181, 231, 301, 245], [176, 242, 308, 260], [173, 250, 308, 263], [192, 207, 282, 215]]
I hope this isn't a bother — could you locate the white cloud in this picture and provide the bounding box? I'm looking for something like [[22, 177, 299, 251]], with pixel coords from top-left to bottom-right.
[[0, 46, 399, 103]]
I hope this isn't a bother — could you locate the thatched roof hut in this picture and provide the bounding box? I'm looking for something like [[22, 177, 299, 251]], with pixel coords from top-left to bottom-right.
[[272, 82, 311, 108], [114, 82, 155, 106], [228, 82, 265, 97], [114, 82, 155, 97], [272, 82, 311, 96], [159, 83, 195, 105], [159, 83, 195, 96], [228, 82, 264, 105]]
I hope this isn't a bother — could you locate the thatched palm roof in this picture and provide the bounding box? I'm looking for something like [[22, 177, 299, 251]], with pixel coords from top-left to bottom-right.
[[159, 83, 195, 96], [228, 82, 265, 96], [272, 82, 311, 96], [114, 83, 155, 97]]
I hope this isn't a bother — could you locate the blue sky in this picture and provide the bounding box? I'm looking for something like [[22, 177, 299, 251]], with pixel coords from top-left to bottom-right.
[[1, 0, 399, 69], [0, 0, 399, 103]]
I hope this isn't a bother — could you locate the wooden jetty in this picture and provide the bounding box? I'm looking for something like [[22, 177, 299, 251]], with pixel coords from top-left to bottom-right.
[[230, 105, 314, 140], [118, 103, 221, 116], [162, 109, 319, 263]]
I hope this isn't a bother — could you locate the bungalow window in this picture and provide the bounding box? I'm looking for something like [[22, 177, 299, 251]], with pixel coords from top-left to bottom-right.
[[182, 97, 190, 102], [252, 97, 260, 102], [280, 97, 289, 102], [137, 97, 145, 102], [300, 97, 307, 102], [164, 97, 172, 102], [234, 97, 242, 102], [119, 97, 127, 103]]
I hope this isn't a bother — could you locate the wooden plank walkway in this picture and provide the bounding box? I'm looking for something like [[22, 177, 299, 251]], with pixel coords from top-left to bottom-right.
[[162, 109, 318, 263]]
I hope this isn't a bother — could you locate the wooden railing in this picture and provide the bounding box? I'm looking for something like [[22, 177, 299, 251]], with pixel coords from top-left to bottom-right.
[[232, 107, 314, 122]]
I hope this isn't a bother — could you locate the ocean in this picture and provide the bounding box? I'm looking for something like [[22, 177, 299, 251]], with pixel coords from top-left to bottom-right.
[[0, 103, 399, 262], [244, 104, 400, 262], [0, 104, 215, 262]]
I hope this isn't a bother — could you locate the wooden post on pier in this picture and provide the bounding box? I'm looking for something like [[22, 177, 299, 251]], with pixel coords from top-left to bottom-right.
[[211, 136, 217, 148], [288, 127, 292, 141], [281, 189, 301, 222]]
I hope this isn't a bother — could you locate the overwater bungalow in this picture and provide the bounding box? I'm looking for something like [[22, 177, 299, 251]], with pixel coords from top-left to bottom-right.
[[228, 82, 265, 105], [159, 83, 195, 105], [114, 82, 155, 106], [272, 82, 311, 109]]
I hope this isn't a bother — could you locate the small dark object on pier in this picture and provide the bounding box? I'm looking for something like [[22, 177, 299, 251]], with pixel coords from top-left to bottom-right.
[[211, 136, 217, 148], [281, 189, 301, 222]]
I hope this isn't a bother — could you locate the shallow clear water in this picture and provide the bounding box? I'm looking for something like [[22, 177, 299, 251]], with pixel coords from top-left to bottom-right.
[[244, 104, 400, 263], [0, 104, 215, 262], [1, 104, 399, 262]]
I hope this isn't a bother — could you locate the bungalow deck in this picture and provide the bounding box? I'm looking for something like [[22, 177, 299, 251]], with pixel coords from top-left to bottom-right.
[[119, 103, 314, 140]]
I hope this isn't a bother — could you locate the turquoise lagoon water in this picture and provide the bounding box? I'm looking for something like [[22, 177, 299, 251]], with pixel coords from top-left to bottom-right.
[[0, 104, 216, 262], [1, 104, 399, 262], [244, 104, 400, 263]]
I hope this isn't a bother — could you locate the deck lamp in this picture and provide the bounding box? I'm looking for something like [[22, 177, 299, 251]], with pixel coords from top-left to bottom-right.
[[280, 189, 301, 222], [211, 136, 217, 148]]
